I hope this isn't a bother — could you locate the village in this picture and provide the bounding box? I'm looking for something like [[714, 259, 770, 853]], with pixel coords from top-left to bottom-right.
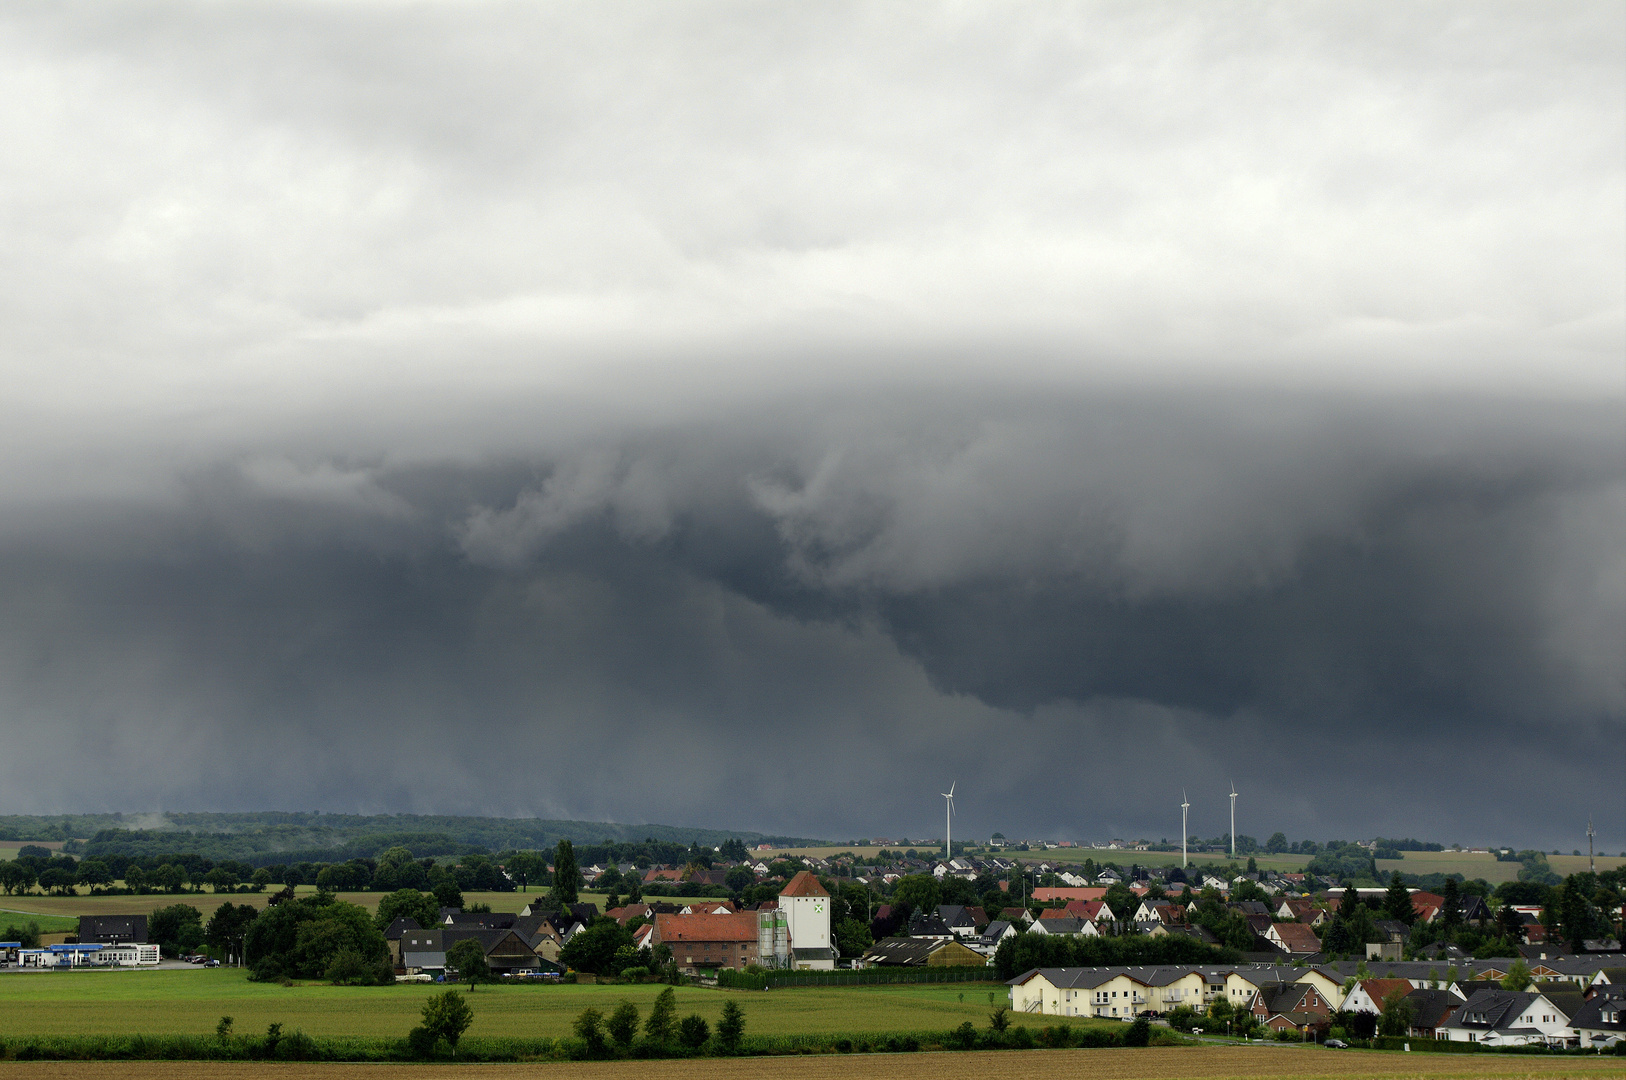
[[7, 833, 1622, 1052]]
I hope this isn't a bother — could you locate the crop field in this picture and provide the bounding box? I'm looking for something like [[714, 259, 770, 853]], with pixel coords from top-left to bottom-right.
[[1371, 850, 1625, 884], [0, 1046, 1622, 1080], [1374, 851, 1518, 882], [0, 971, 1046, 1040]]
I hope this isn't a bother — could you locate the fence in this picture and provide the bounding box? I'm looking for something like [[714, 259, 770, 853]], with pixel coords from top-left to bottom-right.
[[717, 967, 1002, 990]]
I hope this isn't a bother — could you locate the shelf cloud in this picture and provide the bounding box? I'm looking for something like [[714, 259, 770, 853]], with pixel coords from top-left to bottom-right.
[[0, 2, 1620, 849]]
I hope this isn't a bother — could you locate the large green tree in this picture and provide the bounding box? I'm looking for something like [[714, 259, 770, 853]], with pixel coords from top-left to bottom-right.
[[419, 989, 474, 1051], [446, 938, 490, 987], [549, 840, 580, 908], [559, 919, 633, 975], [374, 889, 440, 932], [149, 903, 205, 956], [891, 874, 940, 917], [506, 852, 546, 893], [1383, 872, 1415, 925]]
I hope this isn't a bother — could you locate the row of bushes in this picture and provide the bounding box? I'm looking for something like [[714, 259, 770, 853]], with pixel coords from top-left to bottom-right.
[[717, 967, 1001, 990], [0, 1025, 1171, 1062]]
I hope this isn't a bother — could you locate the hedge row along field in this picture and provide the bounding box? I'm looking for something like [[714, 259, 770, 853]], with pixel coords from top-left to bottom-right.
[[1, 1045, 1624, 1080]]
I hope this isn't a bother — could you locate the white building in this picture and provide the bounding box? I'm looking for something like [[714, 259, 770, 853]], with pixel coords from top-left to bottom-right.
[[779, 870, 836, 970]]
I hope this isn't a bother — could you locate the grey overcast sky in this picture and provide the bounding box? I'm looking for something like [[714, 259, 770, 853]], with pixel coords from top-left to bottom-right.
[[1, 2, 1621, 851]]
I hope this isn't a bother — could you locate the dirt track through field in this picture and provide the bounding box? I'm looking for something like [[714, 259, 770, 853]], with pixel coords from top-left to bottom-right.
[[1, 1047, 1622, 1080]]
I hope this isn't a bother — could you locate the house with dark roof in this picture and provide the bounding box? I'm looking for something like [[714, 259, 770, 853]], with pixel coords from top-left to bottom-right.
[[77, 915, 147, 944], [936, 905, 980, 940], [1439, 988, 1577, 1046], [384, 917, 421, 967], [1248, 981, 1332, 1034], [1030, 916, 1092, 938], [1570, 990, 1626, 1048], [442, 928, 546, 975], [907, 911, 954, 939], [1404, 987, 1468, 1038], [978, 919, 1019, 954]]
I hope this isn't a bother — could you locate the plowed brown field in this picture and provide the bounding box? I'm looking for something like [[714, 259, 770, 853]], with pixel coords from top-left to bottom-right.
[[0, 1047, 1622, 1080]]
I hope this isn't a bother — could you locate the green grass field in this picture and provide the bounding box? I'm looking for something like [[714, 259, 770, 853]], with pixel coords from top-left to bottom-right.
[[0, 888, 612, 923], [0, 970, 1058, 1040]]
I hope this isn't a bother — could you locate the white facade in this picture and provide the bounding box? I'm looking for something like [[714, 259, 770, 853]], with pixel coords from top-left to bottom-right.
[[783, 893, 830, 953], [18, 943, 160, 967]]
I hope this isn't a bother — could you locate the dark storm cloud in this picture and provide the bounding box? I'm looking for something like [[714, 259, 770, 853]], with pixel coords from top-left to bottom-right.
[[0, 3, 1620, 848]]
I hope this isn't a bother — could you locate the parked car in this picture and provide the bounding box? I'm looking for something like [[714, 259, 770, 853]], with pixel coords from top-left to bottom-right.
[[204, 959, 220, 967], [1324, 1039, 1348, 1049]]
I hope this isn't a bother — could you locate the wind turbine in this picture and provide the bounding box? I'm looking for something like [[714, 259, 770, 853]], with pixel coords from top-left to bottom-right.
[[1181, 790, 1190, 869], [942, 783, 956, 860], [1588, 815, 1595, 874], [1229, 782, 1238, 859]]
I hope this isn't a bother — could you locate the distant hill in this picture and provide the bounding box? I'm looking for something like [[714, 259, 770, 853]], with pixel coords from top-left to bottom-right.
[[0, 812, 827, 865]]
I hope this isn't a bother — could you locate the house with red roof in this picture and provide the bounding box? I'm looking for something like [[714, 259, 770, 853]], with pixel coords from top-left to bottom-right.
[[1265, 921, 1322, 955], [652, 912, 762, 975]]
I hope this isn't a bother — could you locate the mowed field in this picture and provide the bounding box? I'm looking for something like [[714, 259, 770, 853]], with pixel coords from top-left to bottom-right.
[[0, 1046, 1622, 1080], [0, 972, 1046, 1039]]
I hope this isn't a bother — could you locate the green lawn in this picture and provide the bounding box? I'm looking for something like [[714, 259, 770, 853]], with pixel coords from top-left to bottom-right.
[[0, 910, 79, 934], [0, 970, 1069, 1040]]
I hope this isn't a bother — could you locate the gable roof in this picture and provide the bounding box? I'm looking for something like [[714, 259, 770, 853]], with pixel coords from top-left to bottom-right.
[[1405, 987, 1467, 1029], [1358, 978, 1414, 1006], [780, 871, 828, 898], [653, 912, 758, 943], [1269, 922, 1322, 953], [383, 917, 421, 939], [76, 915, 147, 943]]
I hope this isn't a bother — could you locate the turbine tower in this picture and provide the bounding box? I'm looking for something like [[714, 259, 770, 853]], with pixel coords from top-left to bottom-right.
[[1181, 790, 1190, 869], [1588, 815, 1595, 874], [941, 782, 956, 860], [1229, 782, 1238, 859]]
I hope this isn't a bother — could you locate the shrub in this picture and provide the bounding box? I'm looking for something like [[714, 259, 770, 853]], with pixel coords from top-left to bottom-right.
[[247, 957, 283, 983], [643, 987, 677, 1044], [271, 1030, 318, 1061], [1124, 1016, 1151, 1047], [677, 1014, 710, 1050], [324, 949, 369, 985], [1166, 1005, 1199, 1032], [573, 1007, 608, 1058], [406, 1026, 442, 1059], [948, 1022, 976, 1050], [988, 1005, 1010, 1032], [606, 1001, 640, 1049], [716, 1000, 745, 1054]]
